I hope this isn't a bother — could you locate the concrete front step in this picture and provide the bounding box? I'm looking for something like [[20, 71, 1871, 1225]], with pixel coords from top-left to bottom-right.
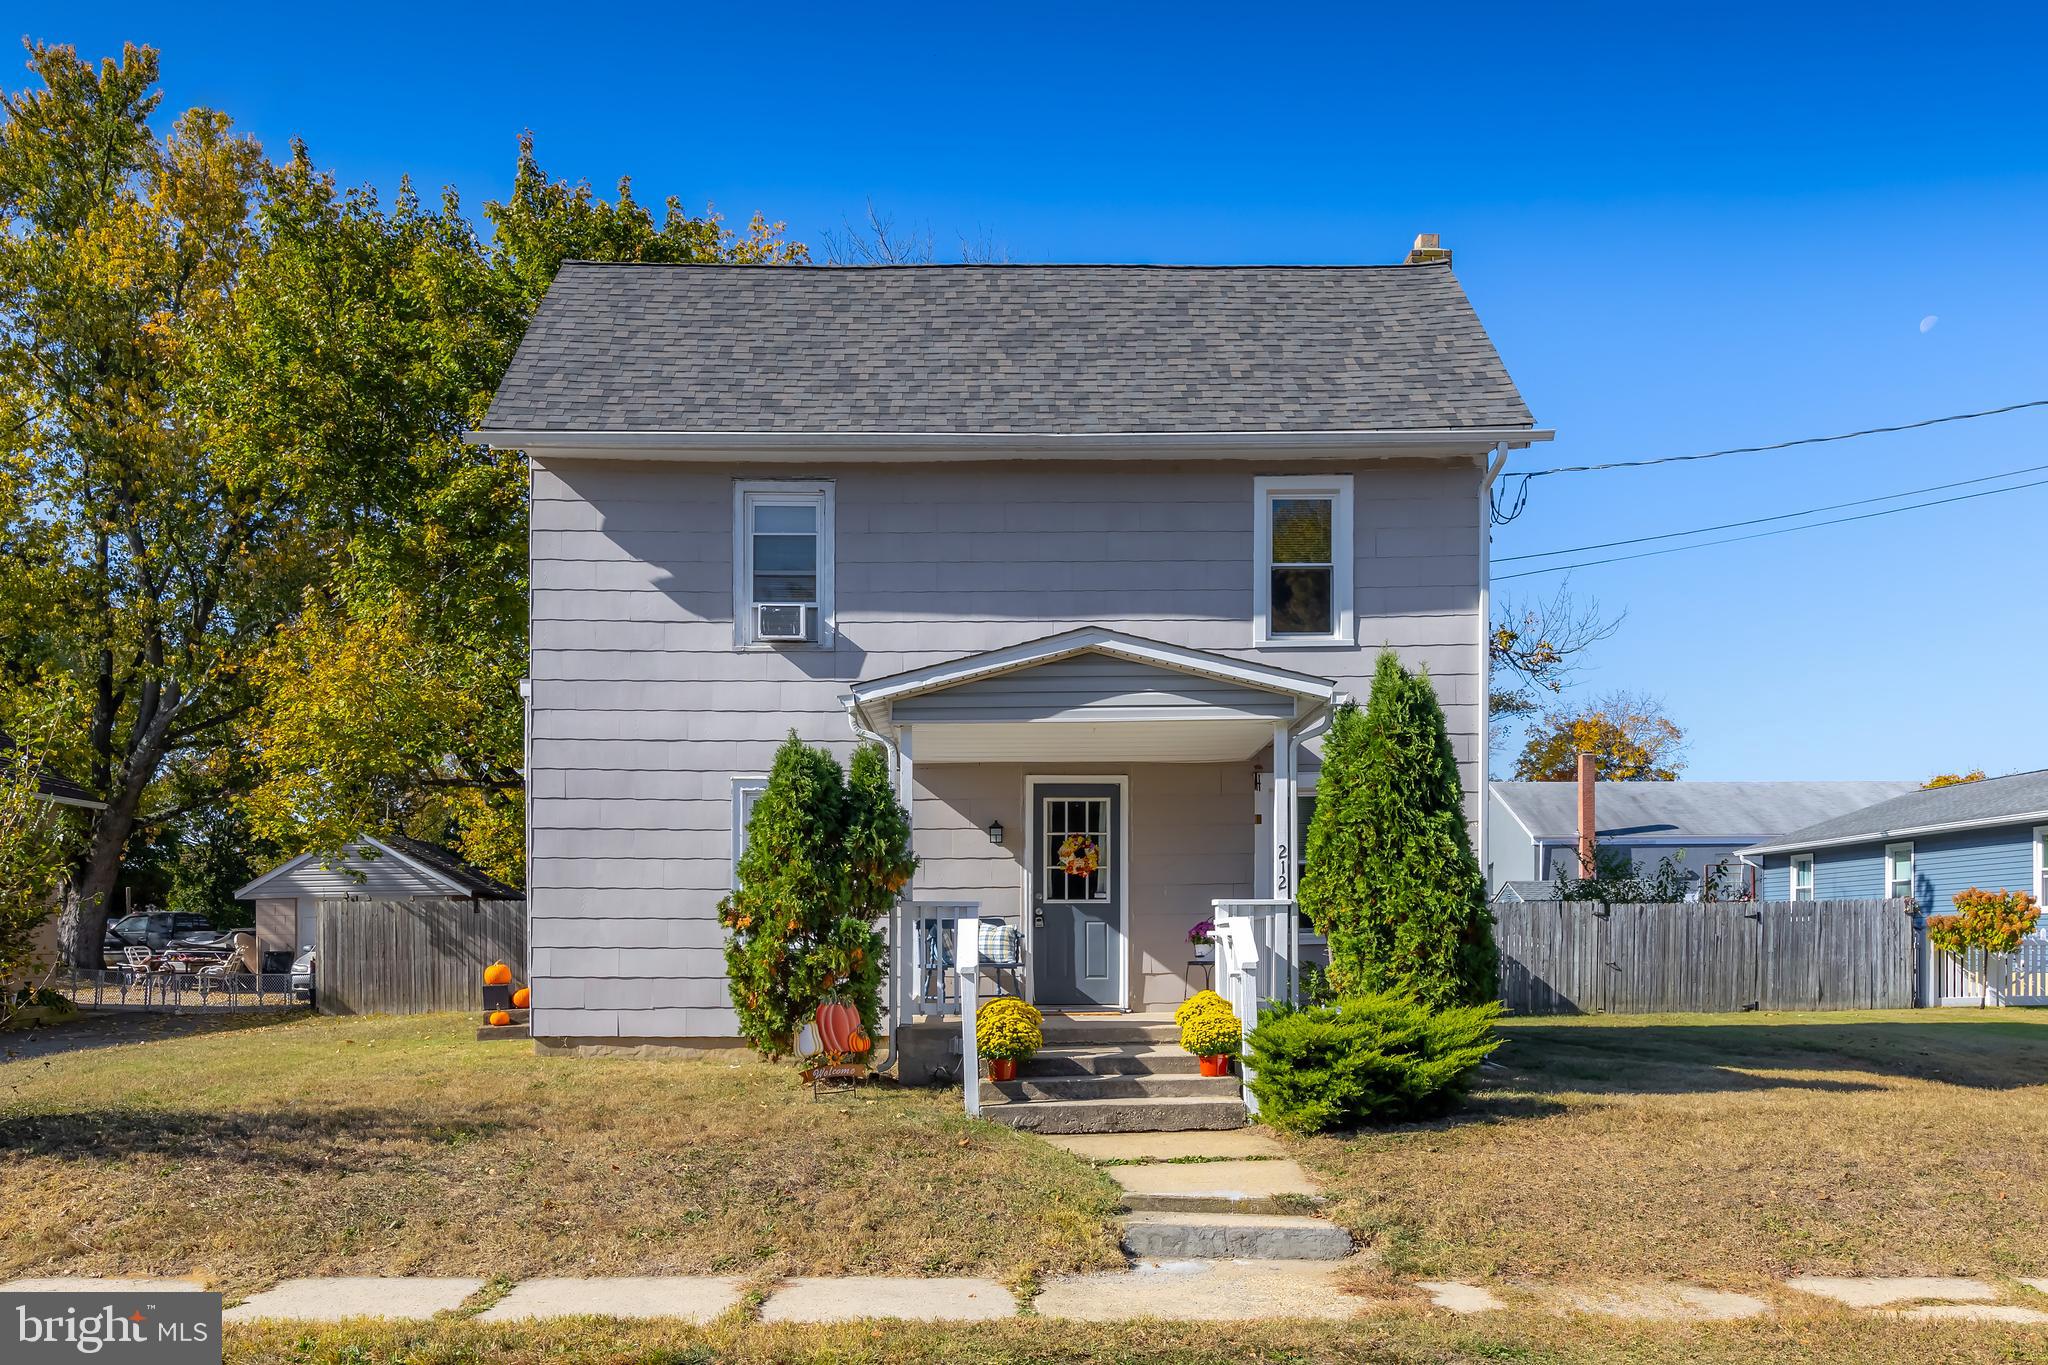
[[1110, 1159, 1323, 1216], [981, 1073, 1239, 1104], [1022, 1045, 1201, 1077], [1120, 1211, 1353, 1261], [1040, 1016, 1180, 1047], [979, 1094, 1246, 1134]]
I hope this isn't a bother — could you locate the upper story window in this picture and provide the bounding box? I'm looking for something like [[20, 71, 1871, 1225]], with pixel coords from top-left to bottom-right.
[[1252, 475, 1353, 648], [734, 480, 834, 647], [1885, 841, 1915, 903], [1789, 853, 1814, 902]]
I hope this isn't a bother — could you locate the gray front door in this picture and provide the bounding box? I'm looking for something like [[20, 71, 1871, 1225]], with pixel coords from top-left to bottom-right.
[[1031, 782, 1121, 1007]]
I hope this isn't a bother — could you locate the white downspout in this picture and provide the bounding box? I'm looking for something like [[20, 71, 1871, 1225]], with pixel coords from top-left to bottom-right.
[[1477, 443, 1509, 883]]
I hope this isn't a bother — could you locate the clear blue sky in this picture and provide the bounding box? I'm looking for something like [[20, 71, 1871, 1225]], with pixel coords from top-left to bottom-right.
[[23, 2, 2048, 781]]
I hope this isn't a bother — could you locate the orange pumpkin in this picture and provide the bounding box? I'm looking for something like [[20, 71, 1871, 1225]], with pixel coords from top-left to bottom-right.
[[816, 1000, 862, 1055], [849, 1031, 872, 1054], [488, 1010, 511, 1027], [511, 987, 530, 1009], [483, 961, 513, 986]]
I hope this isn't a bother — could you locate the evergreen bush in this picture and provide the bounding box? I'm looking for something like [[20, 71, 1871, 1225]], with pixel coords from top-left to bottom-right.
[[1244, 992, 1502, 1134], [718, 733, 908, 1058], [1299, 651, 1497, 1008]]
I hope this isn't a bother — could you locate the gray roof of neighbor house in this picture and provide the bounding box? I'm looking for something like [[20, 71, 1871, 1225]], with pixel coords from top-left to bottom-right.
[[0, 728, 103, 808], [1491, 780, 1921, 845], [1741, 769, 2048, 856], [382, 836, 524, 900], [1490, 880, 1558, 904], [478, 261, 1536, 438]]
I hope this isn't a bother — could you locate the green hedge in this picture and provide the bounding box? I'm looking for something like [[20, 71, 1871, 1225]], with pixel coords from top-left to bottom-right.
[[1244, 992, 1501, 1134]]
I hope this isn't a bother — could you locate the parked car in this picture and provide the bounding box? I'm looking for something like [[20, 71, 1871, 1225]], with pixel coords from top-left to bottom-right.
[[290, 948, 316, 1005], [102, 912, 217, 955]]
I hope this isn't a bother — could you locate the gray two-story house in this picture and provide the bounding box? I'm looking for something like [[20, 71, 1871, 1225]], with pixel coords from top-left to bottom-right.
[[471, 252, 1547, 1053]]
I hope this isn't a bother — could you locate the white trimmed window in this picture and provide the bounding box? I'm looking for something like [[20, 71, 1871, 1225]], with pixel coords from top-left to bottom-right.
[[1252, 475, 1353, 647], [731, 776, 769, 885], [2035, 826, 2047, 906], [734, 481, 833, 646], [1789, 854, 1814, 902], [1885, 842, 1915, 903]]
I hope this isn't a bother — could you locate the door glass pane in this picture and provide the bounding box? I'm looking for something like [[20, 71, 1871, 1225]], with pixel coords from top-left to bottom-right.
[[1270, 497, 1332, 564], [1044, 797, 1109, 901], [1270, 567, 1333, 634]]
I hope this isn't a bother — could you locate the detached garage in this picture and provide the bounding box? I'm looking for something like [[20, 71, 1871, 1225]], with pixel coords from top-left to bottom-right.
[[235, 835, 523, 963]]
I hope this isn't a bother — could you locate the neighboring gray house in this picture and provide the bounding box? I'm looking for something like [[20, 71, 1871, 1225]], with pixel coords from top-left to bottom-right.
[[471, 252, 1549, 1052], [1487, 780, 1918, 895], [1742, 770, 2048, 1005], [235, 835, 521, 961]]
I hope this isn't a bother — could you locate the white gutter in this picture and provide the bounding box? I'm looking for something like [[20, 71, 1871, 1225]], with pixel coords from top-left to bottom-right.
[[464, 426, 1555, 457], [1742, 808, 2048, 858]]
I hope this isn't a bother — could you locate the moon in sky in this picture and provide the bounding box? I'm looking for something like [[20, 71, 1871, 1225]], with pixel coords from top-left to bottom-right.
[[1919, 315, 1939, 333]]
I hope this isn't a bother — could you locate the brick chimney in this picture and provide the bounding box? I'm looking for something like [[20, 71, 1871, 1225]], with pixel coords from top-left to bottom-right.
[[1576, 751, 1597, 876], [1405, 232, 1452, 266]]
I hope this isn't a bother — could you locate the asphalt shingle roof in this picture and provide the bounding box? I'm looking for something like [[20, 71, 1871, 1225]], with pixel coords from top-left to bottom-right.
[[481, 261, 1534, 436], [1491, 780, 1921, 844], [385, 835, 524, 900], [0, 727, 99, 806], [1742, 769, 2048, 853]]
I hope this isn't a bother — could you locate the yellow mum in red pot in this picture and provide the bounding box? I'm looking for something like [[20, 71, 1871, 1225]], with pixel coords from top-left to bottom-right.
[[1180, 1000, 1241, 1077]]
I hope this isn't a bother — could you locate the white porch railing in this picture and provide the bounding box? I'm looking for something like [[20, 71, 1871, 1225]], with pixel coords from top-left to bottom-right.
[[1931, 934, 2048, 1006], [1212, 898, 1300, 1116]]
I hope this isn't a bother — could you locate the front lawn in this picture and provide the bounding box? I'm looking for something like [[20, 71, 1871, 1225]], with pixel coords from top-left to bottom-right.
[[1294, 1008, 2048, 1286], [0, 1012, 1121, 1294]]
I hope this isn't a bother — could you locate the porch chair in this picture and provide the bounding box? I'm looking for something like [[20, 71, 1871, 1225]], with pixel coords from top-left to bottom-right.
[[976, 920, 1026, 998]]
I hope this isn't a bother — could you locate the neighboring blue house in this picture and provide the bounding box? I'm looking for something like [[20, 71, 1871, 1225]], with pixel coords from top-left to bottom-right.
[[1741, 769, 2048, 1006]]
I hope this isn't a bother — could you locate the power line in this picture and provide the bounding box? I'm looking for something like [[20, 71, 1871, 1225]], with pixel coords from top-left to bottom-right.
[[1497, 459, 2048, 563], [1493, 472, 2048, 581], [1490, 397, 2048, 525]]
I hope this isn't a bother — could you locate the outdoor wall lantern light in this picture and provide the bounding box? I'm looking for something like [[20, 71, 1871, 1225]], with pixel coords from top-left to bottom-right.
[[987, 820, 1005, 846]]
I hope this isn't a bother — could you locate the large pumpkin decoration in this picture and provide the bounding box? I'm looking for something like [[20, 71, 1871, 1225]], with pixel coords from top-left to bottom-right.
[[511, 987, 530, 1009], [815, 1000, 864, 1056], [483, 961, 513, 986], [488, 1010, 511, 1027]]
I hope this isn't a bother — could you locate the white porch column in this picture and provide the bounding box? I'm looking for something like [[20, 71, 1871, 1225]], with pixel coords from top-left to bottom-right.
[[893, 727, 915, 1034], [1270, 722, 1296, 901]]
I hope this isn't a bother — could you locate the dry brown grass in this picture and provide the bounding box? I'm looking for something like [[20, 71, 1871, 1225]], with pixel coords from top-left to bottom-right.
[[1292, 1008, 2048, 1287], [217, 1308, 2048, 1365], [0, 1011, 1122, 1294]]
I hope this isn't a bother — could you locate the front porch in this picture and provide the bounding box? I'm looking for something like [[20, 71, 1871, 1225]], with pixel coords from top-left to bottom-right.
[[841, 629, 1339, 1057]]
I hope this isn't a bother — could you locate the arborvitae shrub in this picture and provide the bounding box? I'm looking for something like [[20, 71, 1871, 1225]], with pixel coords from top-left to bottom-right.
[[1244, 992, 1502, 1134], [1300, 651, 1498, 1008]]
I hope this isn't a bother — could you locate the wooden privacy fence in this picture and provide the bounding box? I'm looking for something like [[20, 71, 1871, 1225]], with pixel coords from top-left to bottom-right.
[[316, 897, 526, 1015], [1494, 898, 1916, 1015]]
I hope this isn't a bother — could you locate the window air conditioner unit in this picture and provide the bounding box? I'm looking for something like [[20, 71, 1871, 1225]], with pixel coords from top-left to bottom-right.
[[754, 602, 812, 642]]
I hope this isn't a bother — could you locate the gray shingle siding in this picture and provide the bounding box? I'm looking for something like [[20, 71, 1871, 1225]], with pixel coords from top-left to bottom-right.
[[483, 263, 1533, 436], [527, 456, 1487, 1040]]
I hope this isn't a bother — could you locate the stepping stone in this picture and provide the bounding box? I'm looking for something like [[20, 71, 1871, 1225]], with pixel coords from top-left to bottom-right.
[[224, 1277, 483, 1322], [1035, 1257, 1367, 1321], [1784, 1276, 1997, 1308], [477, 1277, 741, 1322], [757, 1277, 1013, 1323], [1044, 1130, 1287, 1162], [2, 1278, 206, 1293], [1121, 1211, 1352, 1261], [1888, 1304, 2048, 1324], [1416, 1280, 1505, 1314], [1552, 1284, 1768, 1322], [1109, 1159, 1320, 1214]]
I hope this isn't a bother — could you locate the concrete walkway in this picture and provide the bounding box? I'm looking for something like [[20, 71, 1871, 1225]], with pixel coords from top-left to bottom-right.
[[8, 1272, 2048, 1324]]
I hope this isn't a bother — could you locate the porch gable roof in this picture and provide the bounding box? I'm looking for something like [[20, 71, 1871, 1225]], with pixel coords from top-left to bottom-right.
[[843, 628, 1339, 764]]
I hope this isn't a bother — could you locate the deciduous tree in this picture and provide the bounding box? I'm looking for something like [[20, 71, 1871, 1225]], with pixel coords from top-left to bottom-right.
[[1513, 690, 1686, 782]]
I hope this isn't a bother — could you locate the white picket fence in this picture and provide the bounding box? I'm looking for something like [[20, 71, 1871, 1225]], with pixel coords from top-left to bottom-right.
[[1931, 932, 2048, 1006]]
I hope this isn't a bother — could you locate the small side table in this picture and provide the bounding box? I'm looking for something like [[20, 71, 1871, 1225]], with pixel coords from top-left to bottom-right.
[[1184, 958, 1214, 996]]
